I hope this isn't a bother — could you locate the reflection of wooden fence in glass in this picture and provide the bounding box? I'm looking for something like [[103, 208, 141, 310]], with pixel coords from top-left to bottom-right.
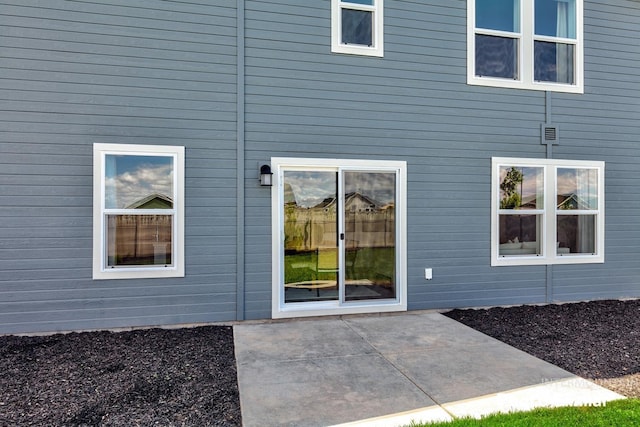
[[107, 215, 172, 266], [284, 206, 395, 251]]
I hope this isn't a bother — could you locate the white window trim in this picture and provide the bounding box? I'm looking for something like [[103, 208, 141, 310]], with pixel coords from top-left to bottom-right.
[[468, 0, 583, 93], [93, 143, 185, 280], [491, 157, 604, 267], [331, 0, 384, 57], [271, 157, 406, 318]]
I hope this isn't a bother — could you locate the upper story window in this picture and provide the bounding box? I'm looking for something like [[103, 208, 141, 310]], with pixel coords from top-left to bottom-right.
[[468, 0, 583, 93], [331, 0, 384, 57], [491, 157, 604, 267], [93, 143, 185, 280]]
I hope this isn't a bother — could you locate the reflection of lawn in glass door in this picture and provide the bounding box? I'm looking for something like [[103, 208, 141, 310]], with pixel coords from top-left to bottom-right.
[[284, 250, 338, 303], [345, 247, 395, 301], [284, 247, 395, 303]]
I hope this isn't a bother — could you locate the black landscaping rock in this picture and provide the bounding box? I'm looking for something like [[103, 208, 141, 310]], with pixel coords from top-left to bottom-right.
[[3, 299, 639, 426], [445, 299, 640, 380], [0, 326, 241, 426]]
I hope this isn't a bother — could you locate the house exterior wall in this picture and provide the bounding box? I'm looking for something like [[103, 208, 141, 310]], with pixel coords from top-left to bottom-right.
[[1, 0, 640, 333], [0, 1, 239, 334], [549, 2, 640, 302], [242, 0, 640, 319]]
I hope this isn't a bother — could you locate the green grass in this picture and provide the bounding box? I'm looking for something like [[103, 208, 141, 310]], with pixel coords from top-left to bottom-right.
[[409, 399, 640, 427], [284, 247, 395, 284]]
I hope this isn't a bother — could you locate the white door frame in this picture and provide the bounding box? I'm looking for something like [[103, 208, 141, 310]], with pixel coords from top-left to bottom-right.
[[270, 157, 407, 319]]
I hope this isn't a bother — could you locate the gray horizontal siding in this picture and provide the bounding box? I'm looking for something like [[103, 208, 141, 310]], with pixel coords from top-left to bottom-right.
[[0, 0, 238, 334], [3, 0, 640, 333], [547, 1, 640, 303], [242, 0, 546, 319], [242, 0, 640, 319]]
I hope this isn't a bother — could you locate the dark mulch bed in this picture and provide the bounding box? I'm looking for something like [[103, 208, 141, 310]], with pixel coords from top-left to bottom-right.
[[0, 326, 241, 427], [4, 300, 638, 425], [445, 299, 640, 380]]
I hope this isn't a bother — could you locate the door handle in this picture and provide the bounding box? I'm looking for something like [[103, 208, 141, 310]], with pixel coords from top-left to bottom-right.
[[340, 233, 345, 241]]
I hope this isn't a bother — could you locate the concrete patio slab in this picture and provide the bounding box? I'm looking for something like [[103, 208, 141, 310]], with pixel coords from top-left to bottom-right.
[[382, 339, 572, 403], [238, 355, 438, 426], [234, 311, 624, 426], [234, 319, 375, 364], [342, 312, 496, 352]]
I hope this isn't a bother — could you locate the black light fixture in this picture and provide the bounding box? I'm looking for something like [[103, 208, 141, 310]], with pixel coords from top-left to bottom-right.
[[259, 164, 273, 187]]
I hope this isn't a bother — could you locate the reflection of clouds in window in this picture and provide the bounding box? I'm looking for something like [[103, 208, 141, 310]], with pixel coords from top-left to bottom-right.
[[105, 155, 174, 208], [285, 171, 337, 208], [284, 170, 396, 208], [345, 172, 395, 205], [520, 167, 542, 201]]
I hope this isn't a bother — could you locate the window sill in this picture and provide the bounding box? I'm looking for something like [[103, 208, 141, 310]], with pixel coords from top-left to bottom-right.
[[92, 265, 184, 280], [468, 76, 583, 94], [492, 255, 604, 267], [331, 44, 384, 57]]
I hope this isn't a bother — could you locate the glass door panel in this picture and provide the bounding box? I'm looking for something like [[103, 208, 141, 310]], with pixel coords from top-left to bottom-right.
[[283, 171, 339, 303], [344, 171, 396, 301]]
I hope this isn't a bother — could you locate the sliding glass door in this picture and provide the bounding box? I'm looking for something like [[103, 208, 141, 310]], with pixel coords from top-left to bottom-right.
[[343, 171, 396, 302], [273, 158, 406, 318], [283, 170, 339, 303]]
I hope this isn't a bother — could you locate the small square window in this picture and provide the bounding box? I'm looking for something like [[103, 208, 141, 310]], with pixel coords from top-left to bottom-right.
[[93, 143, 185, 279], [332, 0, 383, 57], [342, 9, 373, 46]]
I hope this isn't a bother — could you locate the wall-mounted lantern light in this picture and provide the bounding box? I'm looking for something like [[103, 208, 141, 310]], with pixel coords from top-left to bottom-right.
[[259, 164, 273, 187]]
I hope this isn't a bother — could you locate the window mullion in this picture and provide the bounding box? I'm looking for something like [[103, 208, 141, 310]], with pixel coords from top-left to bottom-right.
[[520, 0, 534, 86], [548, 166, 558, 260], [475, 28, 519, 38], [498, 209, 544, 215], [340, 2, 376, 13], [534, 34, 577, 44], [556, 210, 596, 216], [104, 209, 176, 215]]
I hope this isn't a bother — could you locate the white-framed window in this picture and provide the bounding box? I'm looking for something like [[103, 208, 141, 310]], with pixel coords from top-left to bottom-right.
[[93, 143, 185, 280], [492, 157, 604, 266], [331, 0, 384, 57], [271, 157, 406, 318], [468, 0, 583, 93]]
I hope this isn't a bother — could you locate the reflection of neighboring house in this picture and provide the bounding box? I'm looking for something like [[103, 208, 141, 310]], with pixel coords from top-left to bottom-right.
[[125, 193, 173, 209], [520, 195, 539, 209], [112, 193, 173, 265], [345, 192, 381, 212], [519, 193, 589, 210], [557, 193, 590, 210], [313, 192, 387, 213]]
